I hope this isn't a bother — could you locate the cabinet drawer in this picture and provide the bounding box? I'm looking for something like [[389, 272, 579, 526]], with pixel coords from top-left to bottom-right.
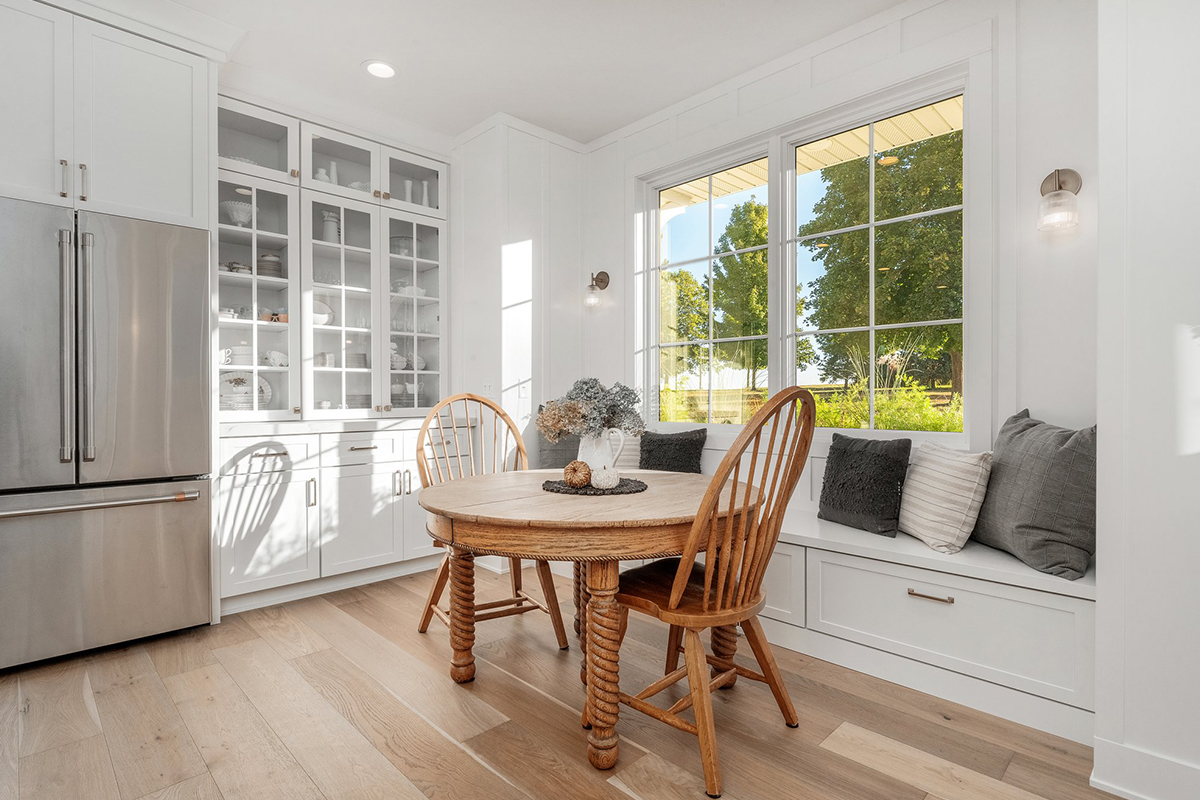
[[320, 432, 410, 467], [806, 550, 1095, 708], [220, 436, 317, 475]]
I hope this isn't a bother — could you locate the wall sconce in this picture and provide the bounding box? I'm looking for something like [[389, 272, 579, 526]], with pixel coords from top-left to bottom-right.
[[585, 271, 609, 307], [1038, 168, 1082, 231]]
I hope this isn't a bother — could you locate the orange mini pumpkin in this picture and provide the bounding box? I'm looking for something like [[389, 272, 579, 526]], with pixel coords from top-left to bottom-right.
[[563, 460, 591, 488]]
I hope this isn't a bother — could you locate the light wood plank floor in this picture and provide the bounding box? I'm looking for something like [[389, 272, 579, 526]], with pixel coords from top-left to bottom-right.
[[0, 566, 1118, 800]]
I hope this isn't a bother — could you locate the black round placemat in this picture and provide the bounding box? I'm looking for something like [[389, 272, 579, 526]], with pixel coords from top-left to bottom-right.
[[542, 478, 648, 496]]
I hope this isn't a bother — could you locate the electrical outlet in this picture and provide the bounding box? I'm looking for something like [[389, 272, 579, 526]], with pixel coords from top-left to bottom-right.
[[482, 382, 493, 398]]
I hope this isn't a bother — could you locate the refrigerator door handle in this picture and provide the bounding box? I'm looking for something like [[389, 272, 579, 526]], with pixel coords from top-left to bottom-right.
[[0, 490, 199, 520], [59, 229, 74, 462], [79, 232, 96, 462]]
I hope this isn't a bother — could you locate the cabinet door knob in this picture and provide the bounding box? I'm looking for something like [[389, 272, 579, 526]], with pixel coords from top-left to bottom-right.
[[293, 406, 302, 414], [373, 189, 381, 198], [375, 405, 382, 412], [384, 404, 392, 411], [290, 168, 300, 178], [382, 192, 391, 200]]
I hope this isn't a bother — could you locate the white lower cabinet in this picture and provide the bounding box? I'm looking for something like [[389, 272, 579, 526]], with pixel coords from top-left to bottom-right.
[[759, 542, 806, 626], [319, 463, 406, 577], [219, 470, 320, 598]]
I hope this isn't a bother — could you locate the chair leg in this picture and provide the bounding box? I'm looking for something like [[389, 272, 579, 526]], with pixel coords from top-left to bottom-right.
[[418, 553, 451, 633], [665, 624, 683, 675], [741, 615, 799, 727], [509, 557, 524, 603], [684, 628, 722, 798], [535, 560, 570, 650]]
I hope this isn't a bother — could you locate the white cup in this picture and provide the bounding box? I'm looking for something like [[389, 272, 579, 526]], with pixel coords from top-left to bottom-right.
[[219, 348, 233, 365]]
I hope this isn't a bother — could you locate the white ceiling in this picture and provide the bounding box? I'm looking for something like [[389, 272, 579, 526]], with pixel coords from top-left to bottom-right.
[[173, 0, 908, 143]]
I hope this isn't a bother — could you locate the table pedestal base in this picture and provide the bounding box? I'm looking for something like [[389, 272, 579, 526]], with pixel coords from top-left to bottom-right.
[[585, 559, 621, 770], [449, 548, 476, 683]]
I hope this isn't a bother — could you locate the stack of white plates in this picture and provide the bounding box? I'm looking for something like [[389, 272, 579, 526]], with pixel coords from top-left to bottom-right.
[[345, 352, 369, 369], [314, 352, 336, 368], [346, 394, 371, 408], [257, 253, 283, 279]]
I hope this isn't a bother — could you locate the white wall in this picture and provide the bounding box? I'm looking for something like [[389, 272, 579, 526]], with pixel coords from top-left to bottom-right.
[[1094, 2, 1200, 799], [578, 0, 1100, 440]]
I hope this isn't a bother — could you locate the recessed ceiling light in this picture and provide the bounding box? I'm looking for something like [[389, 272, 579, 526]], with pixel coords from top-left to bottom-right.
[[878, 155, 899, 166], [363, 60, 395, 79]]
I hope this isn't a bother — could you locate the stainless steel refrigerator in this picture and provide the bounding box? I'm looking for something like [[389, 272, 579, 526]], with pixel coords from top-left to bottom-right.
[[0, 196, 211, 669]]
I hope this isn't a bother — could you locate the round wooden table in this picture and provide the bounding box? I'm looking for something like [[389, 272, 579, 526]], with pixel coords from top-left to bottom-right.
[[419, 468, 721, 771]]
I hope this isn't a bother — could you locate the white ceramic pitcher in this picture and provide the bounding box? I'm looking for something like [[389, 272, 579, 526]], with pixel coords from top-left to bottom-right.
[[576, 428, 625, 474]]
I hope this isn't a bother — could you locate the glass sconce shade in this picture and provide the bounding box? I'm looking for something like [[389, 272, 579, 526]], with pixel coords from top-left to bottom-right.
[[585, 284, 601, 306], [1038, 189, 1078, 231]]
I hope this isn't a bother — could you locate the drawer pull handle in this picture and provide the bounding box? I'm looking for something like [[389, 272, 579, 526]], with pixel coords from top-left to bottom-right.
[[251, 451, 289, 458], [348, 445, 378, 452], [908, 588, 954, 605]]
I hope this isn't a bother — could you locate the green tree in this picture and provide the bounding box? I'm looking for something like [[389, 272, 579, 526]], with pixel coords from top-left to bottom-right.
[[799, 131, 964, 395], [659, 267, 707, 385]]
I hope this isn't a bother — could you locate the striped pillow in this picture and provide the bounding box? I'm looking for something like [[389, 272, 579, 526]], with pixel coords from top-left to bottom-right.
[[898, 443, 993, 553]]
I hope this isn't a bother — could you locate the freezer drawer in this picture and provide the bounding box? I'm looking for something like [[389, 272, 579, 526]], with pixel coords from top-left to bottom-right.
[[0, 479, 212, 669]]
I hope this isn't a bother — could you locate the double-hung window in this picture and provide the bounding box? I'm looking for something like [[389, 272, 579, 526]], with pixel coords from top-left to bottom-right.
[[651, 95, 965, 434]]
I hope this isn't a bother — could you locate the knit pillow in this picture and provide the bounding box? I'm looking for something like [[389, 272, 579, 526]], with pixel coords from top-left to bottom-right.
[[818, 434, 912, 536], [898, 443, 993, 553], [639, 429, 706, 473]]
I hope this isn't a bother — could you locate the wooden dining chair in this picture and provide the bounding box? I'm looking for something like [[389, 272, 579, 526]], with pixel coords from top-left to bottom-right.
[[415, 393, 570, 650], [613, 387, 816, 798]]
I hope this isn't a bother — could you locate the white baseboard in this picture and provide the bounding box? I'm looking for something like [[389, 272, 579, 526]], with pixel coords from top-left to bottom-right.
[[218, 555, 443, 617], [758, 617, 1095, 745], [1091, 737, 1200, 800]]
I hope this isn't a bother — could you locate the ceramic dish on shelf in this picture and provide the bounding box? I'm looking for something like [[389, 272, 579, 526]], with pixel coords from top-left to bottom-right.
[[348, 181, 372, 192], [397, 285, 427, 297], [225, 156, 259, 166], [220, 261, 251, 274], [312, 299, 334, 326], [219, 201, 256, 227], [219, 371, 271, 411]]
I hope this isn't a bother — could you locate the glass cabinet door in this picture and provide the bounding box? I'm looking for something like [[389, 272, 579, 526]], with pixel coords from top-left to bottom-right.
[[217, 97, 300, 185], [302, 191, 380, 418], [216, 171, 301, 420], [382, 210, 444, 414], [300, 122, 380, 204], [379, 146, 447, 219]]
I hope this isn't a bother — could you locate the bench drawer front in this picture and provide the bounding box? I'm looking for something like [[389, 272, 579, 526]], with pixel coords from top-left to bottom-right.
[[760, 542, 806, 626], [806, 549, 1094, 708], [320, 432, 410, 467], [220, 436, 317, 475]]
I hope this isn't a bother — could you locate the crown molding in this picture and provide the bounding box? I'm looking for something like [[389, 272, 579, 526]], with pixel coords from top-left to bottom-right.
[[39, 0, 245, 61]]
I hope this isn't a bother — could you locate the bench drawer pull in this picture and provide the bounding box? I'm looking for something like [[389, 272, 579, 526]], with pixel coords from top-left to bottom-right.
[[348, 445, 379, 452], [908, 588, 954, 605], [251, 451, 289, 458]]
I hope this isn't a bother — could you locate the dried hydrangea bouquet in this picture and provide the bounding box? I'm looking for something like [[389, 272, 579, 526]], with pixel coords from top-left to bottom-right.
[[536, 378, 645, 489]]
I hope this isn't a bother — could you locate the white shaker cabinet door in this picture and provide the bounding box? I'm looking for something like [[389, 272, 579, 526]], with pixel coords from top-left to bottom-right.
[[319, 464, 403, 577], [399, 463, 440, 560], [0, 0, 73, 206], [219, 471, 320, 598], [73, 18, 209, 228]]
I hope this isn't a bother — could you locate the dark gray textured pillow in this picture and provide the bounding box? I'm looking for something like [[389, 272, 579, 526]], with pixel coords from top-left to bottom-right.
[[538, 432, 579, 469], [818, 434, 912, 536], [972, 410, 1096, 580], [639, 428, 706, 473]]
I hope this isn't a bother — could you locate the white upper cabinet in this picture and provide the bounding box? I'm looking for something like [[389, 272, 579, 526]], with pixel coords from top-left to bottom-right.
[[301, 122, 381, 204], [218, 96, 300, 186], [73, 18, 209, 228], [380, 146, 446, 219], [0, 0, 73, 206]]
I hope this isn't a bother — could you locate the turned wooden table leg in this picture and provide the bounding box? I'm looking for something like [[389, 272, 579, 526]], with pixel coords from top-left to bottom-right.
[[573, 562, 583, 636], [711, 624, 739, 689], [577, 561, 590, 686], [586, 559, 621, 770], [449, 547, 476, 683]]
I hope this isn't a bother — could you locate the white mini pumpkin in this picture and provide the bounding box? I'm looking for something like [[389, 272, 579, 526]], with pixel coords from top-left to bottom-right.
[[590, 465, 620, 490]]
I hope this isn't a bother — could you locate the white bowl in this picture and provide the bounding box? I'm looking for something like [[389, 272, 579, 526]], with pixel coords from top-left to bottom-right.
[[219, 200, 255, 227], [312, 299, 334, 326]]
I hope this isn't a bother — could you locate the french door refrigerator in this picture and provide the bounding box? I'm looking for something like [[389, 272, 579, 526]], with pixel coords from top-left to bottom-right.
[[0, 196, 211, 669]]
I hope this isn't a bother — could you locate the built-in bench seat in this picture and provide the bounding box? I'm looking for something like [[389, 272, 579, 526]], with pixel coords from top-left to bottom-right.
[[758, 511, 1096, 744]]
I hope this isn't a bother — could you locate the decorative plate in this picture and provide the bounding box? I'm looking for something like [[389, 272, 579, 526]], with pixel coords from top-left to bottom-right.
[[219, 371, 270, 411], [312, 299, 334, 326], [226, 155, 259, 166], [542, 478, 648, 496]]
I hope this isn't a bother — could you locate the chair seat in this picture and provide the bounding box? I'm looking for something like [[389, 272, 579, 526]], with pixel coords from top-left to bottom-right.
[[616, 558, 765, 628]]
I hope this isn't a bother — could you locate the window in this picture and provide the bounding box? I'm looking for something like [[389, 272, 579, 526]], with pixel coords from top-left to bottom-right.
[[657, 157, 769, 424], [792, 96, 963, 432]]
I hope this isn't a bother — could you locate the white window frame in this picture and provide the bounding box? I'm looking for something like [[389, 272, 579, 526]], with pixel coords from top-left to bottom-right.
[[640, 69, 992, 455]]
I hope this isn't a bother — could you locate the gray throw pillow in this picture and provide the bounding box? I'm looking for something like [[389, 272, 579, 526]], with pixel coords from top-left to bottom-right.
[[972, 410, 1096, 579], [639, 429, 706, 473], [818, 434, 912, 536]]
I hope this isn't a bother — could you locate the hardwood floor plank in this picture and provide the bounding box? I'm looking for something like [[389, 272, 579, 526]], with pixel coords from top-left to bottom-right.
[[821, 722, 1043, 800], [163, 664, 323, 800], [241, 606, 331, 661], [194, 617, 260, 652], [210, 638, 424, 800], [291, 647, 528, 800], [86, 647, 208, 800], [464, 720, 630, 800], [0, 675, 17, 800], [134, 773, 223, 800], [799, 659, 1094, 779], [609, 752, 744, 800], [16, 661, 103, 758], [18, 734, 119, 800], [282, 596, 508, 743], [360, 574, 511, 647], [144, 630, 218, 681], [321, 585, 372, 606], [1003, 753, 1121, 800]]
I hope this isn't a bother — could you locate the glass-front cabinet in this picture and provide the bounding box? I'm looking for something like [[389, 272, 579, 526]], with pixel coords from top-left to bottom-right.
[[217, 97, 300, 185], [383, 210, 444, 413], [216, 171, 301, 420], [300, 122, 380, 204], [301, 191, 381, 418], [381, 146, 446, 219]]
